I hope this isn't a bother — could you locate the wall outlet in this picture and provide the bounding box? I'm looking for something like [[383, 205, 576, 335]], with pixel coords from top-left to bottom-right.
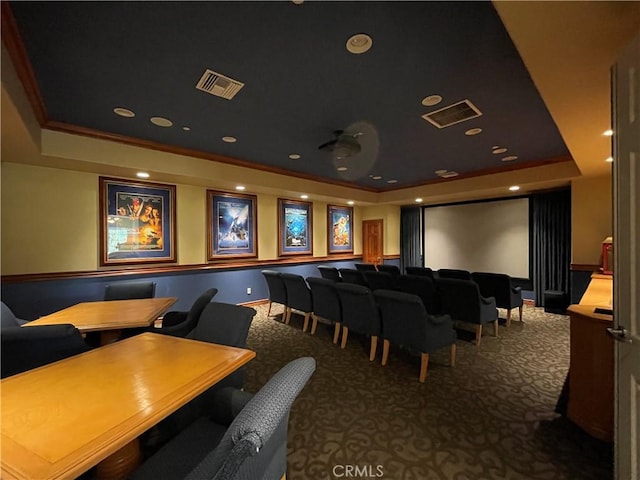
[[246, 287, 251, 295]]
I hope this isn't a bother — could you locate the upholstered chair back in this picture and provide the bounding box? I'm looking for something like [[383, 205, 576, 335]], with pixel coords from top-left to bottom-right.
[[396, 274, 441, 315], [338, 268, 367, 286], [317, 266, 341, 282]]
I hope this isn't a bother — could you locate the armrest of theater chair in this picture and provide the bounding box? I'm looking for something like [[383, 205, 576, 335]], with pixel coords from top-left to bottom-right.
[[480, 295, 496, 306], [160, 310, 188, 328], [429, 313, 453, 326]]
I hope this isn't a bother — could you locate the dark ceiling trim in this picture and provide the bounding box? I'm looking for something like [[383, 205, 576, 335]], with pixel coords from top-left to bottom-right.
[[44, 120, 380, 193], [392, 154, 576, 192], [0, 1, 47, 125]]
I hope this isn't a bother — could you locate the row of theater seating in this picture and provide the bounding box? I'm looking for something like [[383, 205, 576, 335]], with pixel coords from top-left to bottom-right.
[[319, 266, 524, 327], [261, 268, 519, 382]]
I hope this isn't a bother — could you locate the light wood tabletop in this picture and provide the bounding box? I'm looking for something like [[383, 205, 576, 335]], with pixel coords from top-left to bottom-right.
[[1, 332, 256, 480], [24, 297, 177, 344]]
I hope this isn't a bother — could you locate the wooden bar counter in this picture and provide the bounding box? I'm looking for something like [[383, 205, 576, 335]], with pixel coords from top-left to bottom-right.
[[566, 273, 614, 442]]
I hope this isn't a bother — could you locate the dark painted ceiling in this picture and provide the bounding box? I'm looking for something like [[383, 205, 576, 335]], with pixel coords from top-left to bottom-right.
[[5, 1, 570, 192]]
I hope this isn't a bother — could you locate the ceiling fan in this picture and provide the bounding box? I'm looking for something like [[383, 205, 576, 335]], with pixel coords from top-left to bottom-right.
[[318, 130, 362, 158]]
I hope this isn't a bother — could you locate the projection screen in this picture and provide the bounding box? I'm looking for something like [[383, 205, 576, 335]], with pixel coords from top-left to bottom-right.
[[423, 197, 529, 278]]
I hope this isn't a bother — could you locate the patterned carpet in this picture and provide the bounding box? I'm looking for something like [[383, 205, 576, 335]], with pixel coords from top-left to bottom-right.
[[243, 304, 613, 480]]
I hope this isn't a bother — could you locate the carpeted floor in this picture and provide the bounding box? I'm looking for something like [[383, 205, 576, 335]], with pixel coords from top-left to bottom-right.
[[243, 303, 613, 480]]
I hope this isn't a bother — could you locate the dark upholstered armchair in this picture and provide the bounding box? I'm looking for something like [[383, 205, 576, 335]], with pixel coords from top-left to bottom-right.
[[104, 281, 156, 300], [317, 266, 342, 282], [395, 274, 442, 315], [376, 264, 401, 279], [1, 324, 91, 378], [1, 301, 29, 327], [363, 271, 395, 291], [405, 266, 434, 279], [187, 301, 257, 392], [156, 287, 218, 337], [144, 302, 257, 452], [280, 273, 313, 332], [261, 270, 288, 318], [435, 278, 499, 345], [354, 263, 377, 272], [338, 268, 367, 286], [374, 289, 456, 382], [437, 269, 472, 281], [131, 357, 316, 480], [306, 277, 342, 341], [334, 283, 381, 361], [471, 272, 523, 326]]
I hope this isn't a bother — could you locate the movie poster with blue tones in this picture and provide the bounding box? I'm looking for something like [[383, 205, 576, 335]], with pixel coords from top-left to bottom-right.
[[328, 205, 353, 253], [208, 191, 257, 260], [278, 198, 313, 256]]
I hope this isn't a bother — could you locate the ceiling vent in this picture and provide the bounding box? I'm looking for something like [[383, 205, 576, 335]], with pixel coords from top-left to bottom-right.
[[196, 69, 244, 100], [422, 99, 482, 128]]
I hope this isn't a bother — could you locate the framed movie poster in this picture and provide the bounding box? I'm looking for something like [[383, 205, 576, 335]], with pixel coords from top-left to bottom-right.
[[207, 190, 258, 261], [327, 204, 353, 254], [100, 177, 176, 266], [278, 198, 313, 256]]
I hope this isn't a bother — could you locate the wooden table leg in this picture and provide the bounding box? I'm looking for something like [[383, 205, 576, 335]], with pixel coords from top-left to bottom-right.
[[95, 438, 141, 480]]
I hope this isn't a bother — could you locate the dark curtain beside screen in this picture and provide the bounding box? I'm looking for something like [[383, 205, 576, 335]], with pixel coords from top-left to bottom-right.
[[400, 206, 421, 274], [531, 188, 571, 306]]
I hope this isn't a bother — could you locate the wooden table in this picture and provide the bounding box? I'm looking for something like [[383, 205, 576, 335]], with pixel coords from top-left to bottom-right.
[[24, 297, 177, 345], [1, 333, 256, 480]]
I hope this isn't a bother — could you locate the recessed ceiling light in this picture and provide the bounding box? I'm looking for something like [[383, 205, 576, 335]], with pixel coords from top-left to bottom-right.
[[222, 136, 237, 143], [346, 33, 372, 54], [387, 179, 398, 184], [501, 155, 518, 162], [434, 169, 448, 175], [136, 172, 150, 178], [415, 198, 423, 203], [182, 126, 191, 131], [603, 129, 614, 136], [440, 171, 459, 178], [337, 166, 348, 172], [465, 128, 482, 136], [300, 194, 309, 199], [292, 0, 304, 3], [606, 156, 614, 163], [492, 147, 507, 154], [289, 153, 301, 160], [422, 95, 442, 107], [235, 185, 246, 191], [114, 107, 135, 118], [372, 175, 382, 180], [509, 186, 520, 191], [347, 201, 354, 205], [150, 116, 173, 127]]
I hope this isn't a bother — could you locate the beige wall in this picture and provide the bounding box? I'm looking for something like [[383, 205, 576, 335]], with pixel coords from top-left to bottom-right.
[[571, 174, 612, 266], [2, 161, 612, 275], [0, 162, 369, 275]]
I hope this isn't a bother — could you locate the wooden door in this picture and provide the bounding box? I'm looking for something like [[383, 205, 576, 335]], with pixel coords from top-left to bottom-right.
[[612, 32, 640, 480], [362, 219, 383, 265]]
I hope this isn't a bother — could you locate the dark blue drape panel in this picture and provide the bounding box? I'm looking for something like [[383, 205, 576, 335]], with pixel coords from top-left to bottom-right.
[[400, 207, 421, 274], [531, 189, 571, 305]]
